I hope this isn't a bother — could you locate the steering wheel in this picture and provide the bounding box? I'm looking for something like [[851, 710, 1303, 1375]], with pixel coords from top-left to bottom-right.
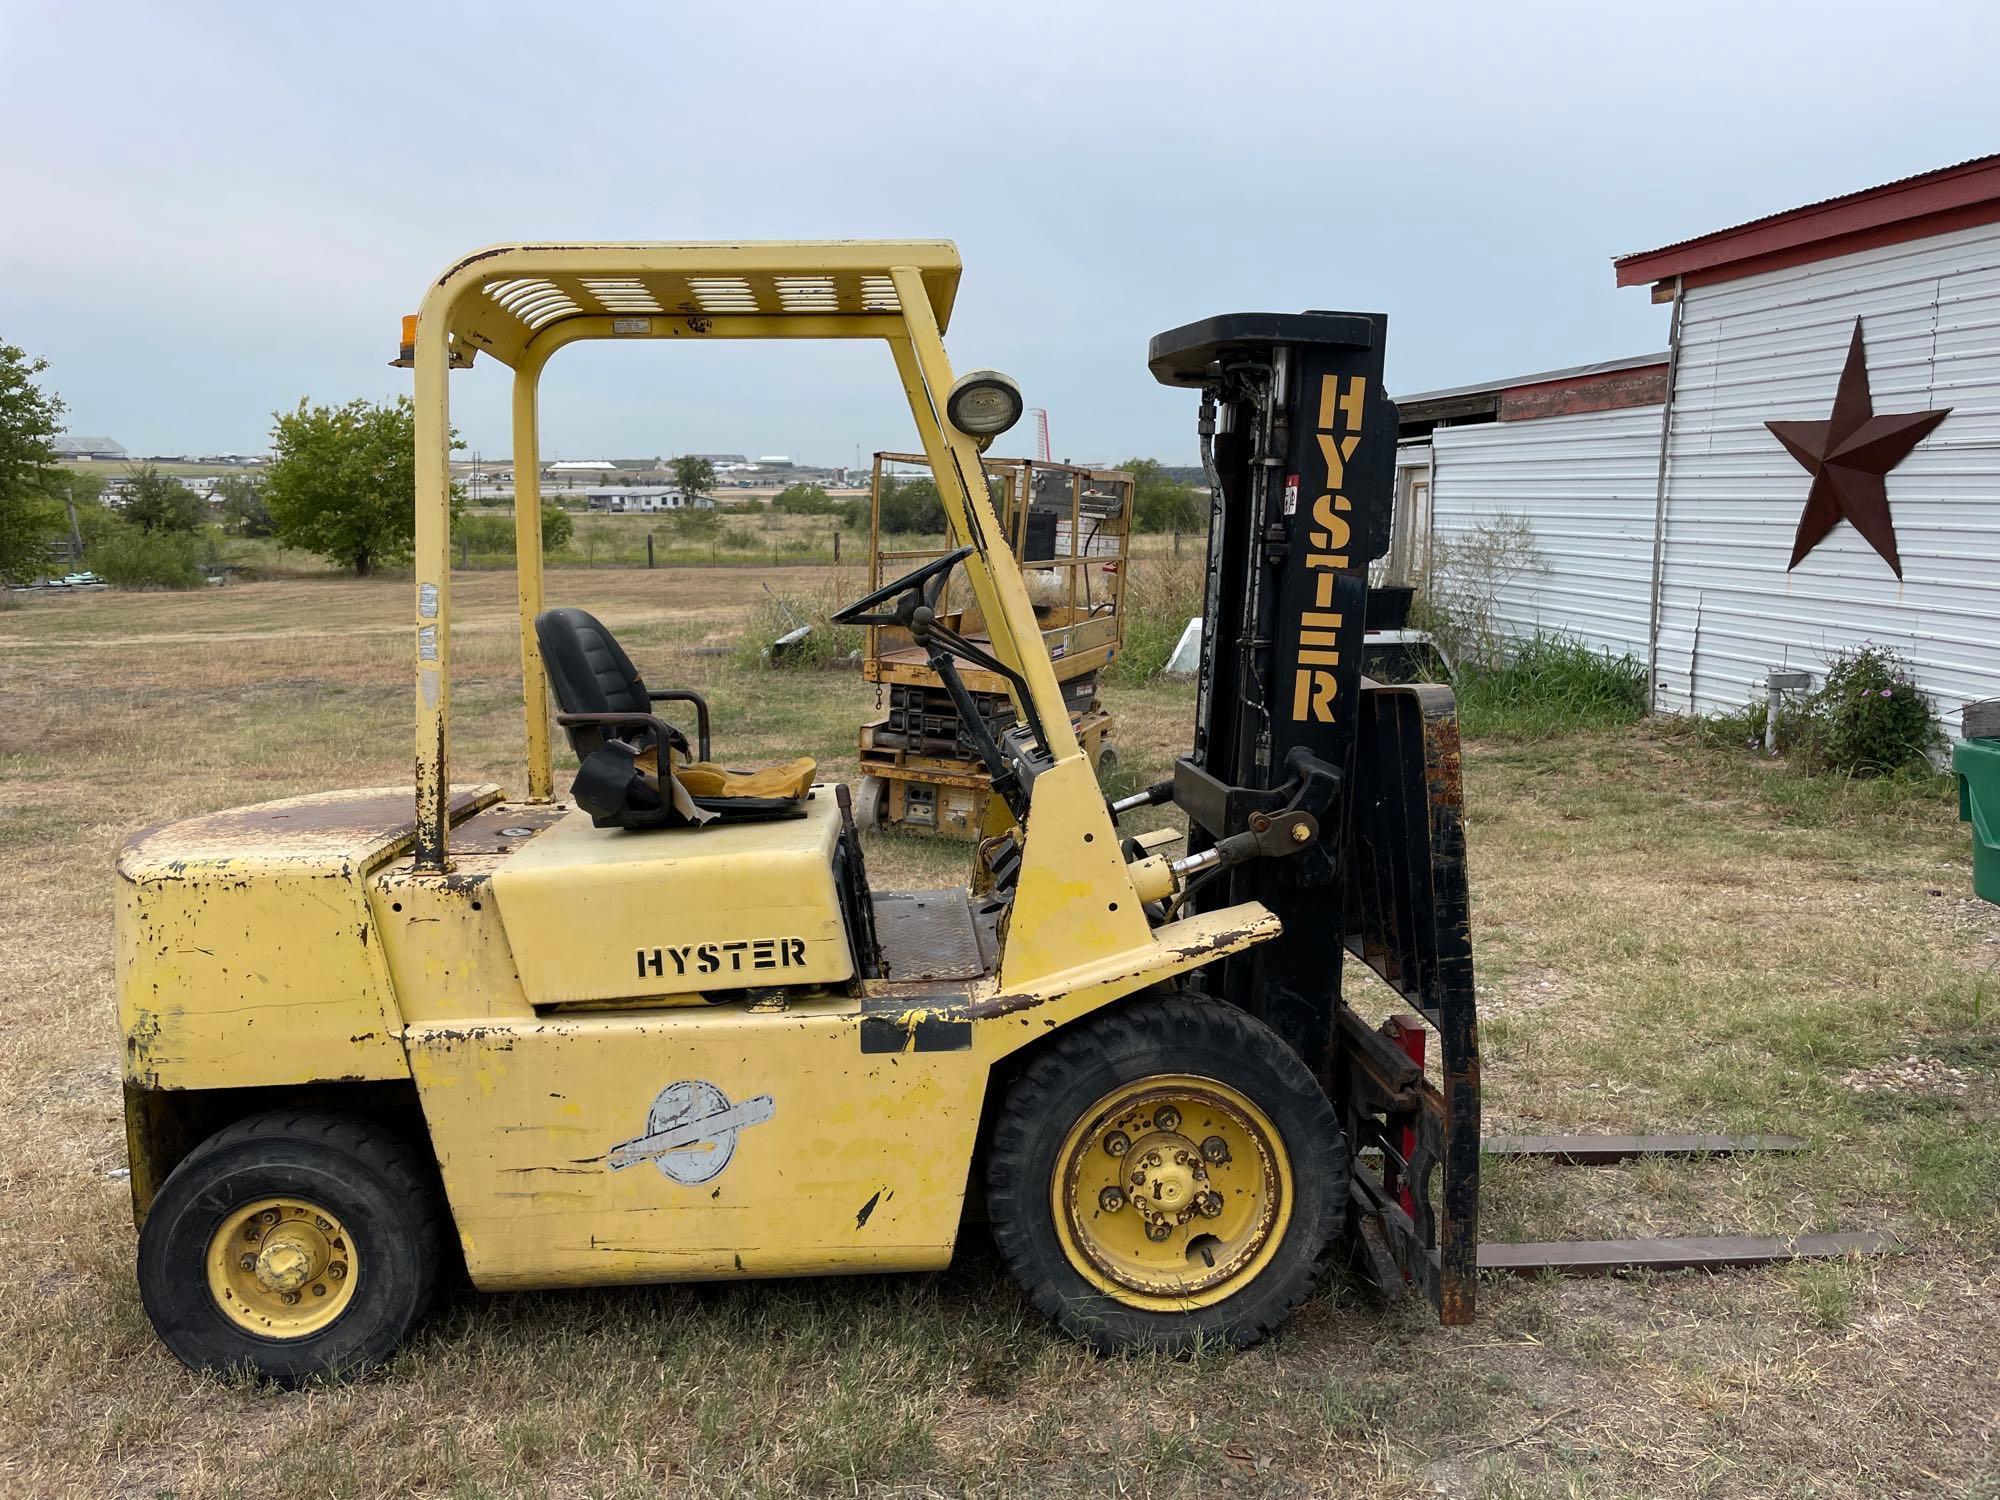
[[830, 545, 974, 627]]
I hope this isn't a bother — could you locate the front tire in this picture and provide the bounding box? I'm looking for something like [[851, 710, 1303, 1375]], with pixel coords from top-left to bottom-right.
[[985, 994, 1348, 1354], [137, 1110, 443, 1385]]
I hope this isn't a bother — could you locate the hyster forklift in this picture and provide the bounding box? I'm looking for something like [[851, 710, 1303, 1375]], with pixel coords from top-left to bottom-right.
[[116, 243, 1480, 1383], [855, 450, 1132, 835]]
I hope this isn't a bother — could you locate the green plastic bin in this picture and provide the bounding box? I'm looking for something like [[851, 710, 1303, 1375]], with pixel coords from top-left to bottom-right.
[[1955, 736, 2000, 906]]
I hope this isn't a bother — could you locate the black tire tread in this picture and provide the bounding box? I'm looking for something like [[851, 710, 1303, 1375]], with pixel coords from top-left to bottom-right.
[[985, 993, 1346, 1354], [139, 1108, 445, 1382], [188, 1109, 445, 1314]]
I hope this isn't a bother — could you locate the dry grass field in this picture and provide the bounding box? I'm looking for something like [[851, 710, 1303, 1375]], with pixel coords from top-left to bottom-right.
[[0, 564, 1995, 1498]]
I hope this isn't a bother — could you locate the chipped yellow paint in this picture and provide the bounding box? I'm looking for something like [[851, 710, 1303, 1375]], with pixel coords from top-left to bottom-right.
[[406, 1000, 975, 1287], [403, 901, 1277, 1290], [115, 785, 500, 1092]]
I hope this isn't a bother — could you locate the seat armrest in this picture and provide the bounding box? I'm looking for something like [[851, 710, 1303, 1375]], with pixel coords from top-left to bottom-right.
[[644, 689, 712, 762], [554, 710, 696, 762]]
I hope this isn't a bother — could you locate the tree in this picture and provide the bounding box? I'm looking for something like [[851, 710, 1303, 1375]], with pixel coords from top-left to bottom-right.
[[540, 504, 573, 551], [0, 341, 66, 583], [214, 473, 275, 537], [773, 481, 836, 515], [264, 396, 461, 575], [119, 464, 207, 535], [876, 473, 945, 534], [1122, 458, 1201, 534], [669, 455, 716, 502]]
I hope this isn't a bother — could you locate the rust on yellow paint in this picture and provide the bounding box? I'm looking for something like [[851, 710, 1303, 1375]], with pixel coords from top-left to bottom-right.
[[116, 785, 499, 1092]]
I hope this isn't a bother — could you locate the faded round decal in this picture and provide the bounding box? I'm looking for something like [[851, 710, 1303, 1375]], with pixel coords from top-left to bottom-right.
[[607, 1079, 775, 1185]]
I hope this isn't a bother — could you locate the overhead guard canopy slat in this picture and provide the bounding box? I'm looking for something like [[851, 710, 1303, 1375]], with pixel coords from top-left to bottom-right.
[[431, 240, 962, 369]]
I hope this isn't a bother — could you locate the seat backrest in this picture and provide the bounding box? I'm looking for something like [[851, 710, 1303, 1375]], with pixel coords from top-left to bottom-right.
[[535, 607, 649, 718]]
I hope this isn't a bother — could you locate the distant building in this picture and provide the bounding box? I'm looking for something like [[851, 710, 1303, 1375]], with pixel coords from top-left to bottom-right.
[[492, 486, 711, 513], [51, 434, 128, 460]]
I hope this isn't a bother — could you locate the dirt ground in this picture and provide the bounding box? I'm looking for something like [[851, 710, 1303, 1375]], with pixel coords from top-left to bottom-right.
[[0, 568, 1995, 1498]]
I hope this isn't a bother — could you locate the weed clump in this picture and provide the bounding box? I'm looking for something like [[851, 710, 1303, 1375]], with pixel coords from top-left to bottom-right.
[[1455, 634, 1647, 740], [740, 573, 863, 670]]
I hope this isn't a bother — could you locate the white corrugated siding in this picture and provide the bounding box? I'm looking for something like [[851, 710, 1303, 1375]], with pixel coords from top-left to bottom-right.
[[1430, 405, 1663, 658], [1655, 219, 2000, 720]]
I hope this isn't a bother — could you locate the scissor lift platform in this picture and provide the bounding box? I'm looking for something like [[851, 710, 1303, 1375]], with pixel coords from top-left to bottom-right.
[[856, 452, 1131, 836]]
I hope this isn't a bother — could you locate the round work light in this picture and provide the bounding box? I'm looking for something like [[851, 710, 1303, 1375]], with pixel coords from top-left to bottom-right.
[[945, 370, 1025, 438]]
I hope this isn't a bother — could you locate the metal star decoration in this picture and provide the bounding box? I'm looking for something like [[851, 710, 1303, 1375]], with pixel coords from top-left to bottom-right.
[[1766, 317, 1949, 580]]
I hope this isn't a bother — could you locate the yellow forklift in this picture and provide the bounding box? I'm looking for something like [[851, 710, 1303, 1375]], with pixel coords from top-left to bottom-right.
[[114, 243, 1485, 1384], [856, 450, 1131, 835]]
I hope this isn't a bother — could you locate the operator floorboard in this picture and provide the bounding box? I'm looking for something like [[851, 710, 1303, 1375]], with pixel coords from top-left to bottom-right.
[[870, 889, 996, 981]]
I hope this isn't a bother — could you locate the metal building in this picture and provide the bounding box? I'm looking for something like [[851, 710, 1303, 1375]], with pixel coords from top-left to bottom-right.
[[1396, 356, 1669, 659], [1403, 153, 2000, 729]]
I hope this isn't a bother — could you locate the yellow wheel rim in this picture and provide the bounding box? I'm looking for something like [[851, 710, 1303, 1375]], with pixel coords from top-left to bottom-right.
[[204, 1197, 359, 1338], [1051, 1074, 1293, 1312]]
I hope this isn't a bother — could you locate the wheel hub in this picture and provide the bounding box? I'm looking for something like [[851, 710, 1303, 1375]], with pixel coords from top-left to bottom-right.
[[1053, 1076, 1291, 1310], [253, 1225, 325, 1294], [1126, 1134, 1206, 1222], [205, 1197, 359, 1337]]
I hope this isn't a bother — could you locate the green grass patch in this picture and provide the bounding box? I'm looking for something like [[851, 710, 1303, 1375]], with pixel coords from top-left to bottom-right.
[[1455, 635, 1647, 740]]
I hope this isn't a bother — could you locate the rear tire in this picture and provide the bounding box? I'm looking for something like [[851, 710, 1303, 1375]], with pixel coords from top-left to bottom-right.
[[136, 1110, 442, 1385], [985, 994, 1347, 1354]]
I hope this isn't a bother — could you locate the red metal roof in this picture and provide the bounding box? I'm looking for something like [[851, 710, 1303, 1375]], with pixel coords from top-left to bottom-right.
[[1613, 153, 2000, 290]]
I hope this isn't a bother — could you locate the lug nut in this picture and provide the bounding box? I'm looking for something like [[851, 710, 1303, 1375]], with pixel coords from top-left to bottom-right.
[[1199, 1191, 1224, 1218], [315, 1216, 332, 1232], [243, 1225, 260, 1243], [1144, 1150, 1162, 1168], [1145, 1220, 1173, 1242], [1131, 1169, 1145, 1186], [1099, 1187, 1125, 1212], [259, 1210, 279, 1227], [327, 1262, 345, 1280], [1201, 1136, 1229, 1163], [239, 1253, 256, 1271], [312, 1284, 326, 1297], [281, 1291, 300, 1306], [1154, 1106, 1181, 1133], [1103, 1131, 1129, 1158]]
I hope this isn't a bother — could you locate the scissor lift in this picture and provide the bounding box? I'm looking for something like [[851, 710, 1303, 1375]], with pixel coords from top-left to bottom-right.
[[855, 452, 1131, 835]]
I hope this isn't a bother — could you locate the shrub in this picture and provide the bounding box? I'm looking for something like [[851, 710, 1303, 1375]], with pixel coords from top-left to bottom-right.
[[1791, 644, 1941, 777], [740, 573, 864, 670], [773, 482, 836, 515], [1413, 513, 1550, 666], [88, 525, 211, 589], [1454, 634, 1647, 740], [455, 514, 513, 562], [877, 474, 945, 535], [668, 507, 721, 540]]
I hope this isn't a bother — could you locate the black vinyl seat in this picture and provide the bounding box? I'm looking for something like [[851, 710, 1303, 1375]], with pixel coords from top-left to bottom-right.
[[535, 607, 808, 830]]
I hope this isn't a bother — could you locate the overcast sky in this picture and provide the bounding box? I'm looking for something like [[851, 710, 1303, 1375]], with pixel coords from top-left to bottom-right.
[[4, 1, 1997, 466]]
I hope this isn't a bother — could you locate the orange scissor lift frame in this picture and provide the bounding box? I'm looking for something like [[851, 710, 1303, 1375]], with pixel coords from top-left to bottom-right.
[[855, 451, 1132, 836]]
